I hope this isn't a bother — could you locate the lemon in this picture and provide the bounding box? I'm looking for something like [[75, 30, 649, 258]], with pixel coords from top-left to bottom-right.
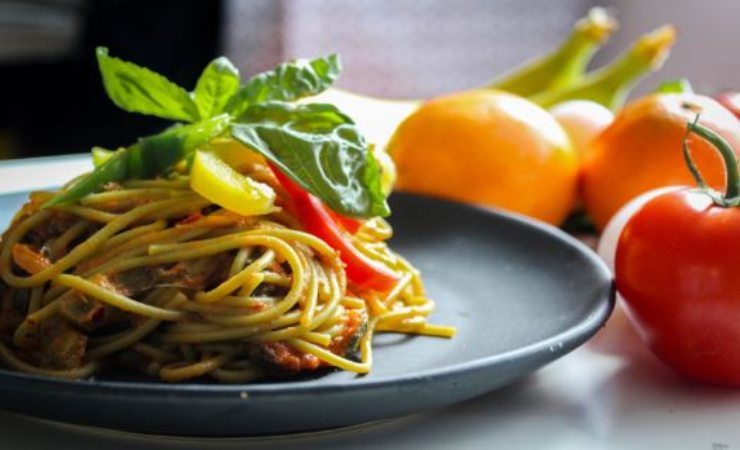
[[389, 90, 578, 225]]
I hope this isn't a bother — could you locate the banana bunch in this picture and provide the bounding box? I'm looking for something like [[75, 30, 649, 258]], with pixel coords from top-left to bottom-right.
[[310, 7, 675, 152]]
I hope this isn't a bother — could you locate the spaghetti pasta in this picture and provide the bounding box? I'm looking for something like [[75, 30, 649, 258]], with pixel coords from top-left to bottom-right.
[[0, 175, 455, 382], [0, 49, 457, 383]]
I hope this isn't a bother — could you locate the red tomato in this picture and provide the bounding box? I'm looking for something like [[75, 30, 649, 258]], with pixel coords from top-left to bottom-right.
[[716, 91, 740, 120], [615, 188, 740, 385]]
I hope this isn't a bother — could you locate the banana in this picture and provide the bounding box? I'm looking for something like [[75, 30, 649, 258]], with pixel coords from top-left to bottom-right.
[[310, 7, 618, 150], [487, 7, 617, 96], [531, 25, 677, 111]]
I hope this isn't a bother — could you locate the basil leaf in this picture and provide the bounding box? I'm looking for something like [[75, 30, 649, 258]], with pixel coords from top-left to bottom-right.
[[96, 47, 200, 122], [225, 55, 341, 118], [230, 102, 388, 218], [44, 115, 229, 207], [193, 57, 241, 118]]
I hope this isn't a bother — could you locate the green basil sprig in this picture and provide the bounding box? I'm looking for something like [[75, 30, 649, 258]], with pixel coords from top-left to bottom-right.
[[192, 57, 241, 119], [225, 55, 340, 118], [232, 102, 388, 218], [96, 47, 200, 122], [46, 48, 388, 218]]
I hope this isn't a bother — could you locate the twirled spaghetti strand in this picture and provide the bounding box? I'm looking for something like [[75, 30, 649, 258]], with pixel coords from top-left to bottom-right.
[[0, 178, 454, 382]]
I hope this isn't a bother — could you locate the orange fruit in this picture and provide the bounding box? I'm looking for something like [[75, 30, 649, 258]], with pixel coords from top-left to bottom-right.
[[388, 90, 578, 225], [582, 93, 740, 230], [550, 100, 614, 159]]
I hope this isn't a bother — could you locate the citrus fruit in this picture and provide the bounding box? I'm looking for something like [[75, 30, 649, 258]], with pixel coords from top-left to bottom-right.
[[582, 93, 740, 230], [389, 90, 578, 225]]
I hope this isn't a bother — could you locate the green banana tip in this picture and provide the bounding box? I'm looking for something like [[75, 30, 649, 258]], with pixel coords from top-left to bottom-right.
[[577, 7, 619, 43], [635, 25, 677, 68]]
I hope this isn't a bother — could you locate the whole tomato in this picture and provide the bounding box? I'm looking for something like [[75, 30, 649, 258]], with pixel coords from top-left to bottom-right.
[[716, 91, 740, 119], [612, 119, 740, 385]]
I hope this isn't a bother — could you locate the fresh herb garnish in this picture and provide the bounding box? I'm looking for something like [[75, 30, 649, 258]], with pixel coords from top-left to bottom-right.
[[96, 47, 201, 122], [45, 48, 388, 218], [224, 55, 340, 118], [232, 102, 387, 217], [192, 57, 241, 119]]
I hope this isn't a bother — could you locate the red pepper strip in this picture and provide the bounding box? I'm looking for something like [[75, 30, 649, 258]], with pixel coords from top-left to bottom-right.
[[177, 213, 203, 226], [326, 208, 363, 234], [269, 164, 400, 292]]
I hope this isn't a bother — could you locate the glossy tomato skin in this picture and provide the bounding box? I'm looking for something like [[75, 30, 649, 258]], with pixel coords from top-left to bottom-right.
[[716, 92, 740, 120], [616, 189, 740, 385]]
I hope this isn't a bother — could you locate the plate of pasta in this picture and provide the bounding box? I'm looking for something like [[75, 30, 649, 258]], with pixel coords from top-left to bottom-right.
[[0, 51, 613, 436]]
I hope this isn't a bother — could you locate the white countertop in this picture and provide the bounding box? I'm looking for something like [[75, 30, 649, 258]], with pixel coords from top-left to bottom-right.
[[1, 156, 738, 449], [2, 306, 738, 449]]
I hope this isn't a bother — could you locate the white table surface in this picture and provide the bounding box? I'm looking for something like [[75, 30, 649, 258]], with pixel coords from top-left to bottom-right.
[[0, 156, 738, 450]]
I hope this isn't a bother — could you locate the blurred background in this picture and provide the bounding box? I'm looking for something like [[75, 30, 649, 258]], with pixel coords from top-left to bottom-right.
[[0, 0, 736, 159]]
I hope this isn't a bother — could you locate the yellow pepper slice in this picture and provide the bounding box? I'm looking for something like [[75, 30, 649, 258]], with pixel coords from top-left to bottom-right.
[[190, 150, 275, 216], [205, 138, 265, 172], [372, 145, 396, 196]]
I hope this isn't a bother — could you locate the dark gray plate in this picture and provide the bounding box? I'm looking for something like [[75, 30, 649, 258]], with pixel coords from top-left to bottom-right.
[[0, 191, 613, 436]]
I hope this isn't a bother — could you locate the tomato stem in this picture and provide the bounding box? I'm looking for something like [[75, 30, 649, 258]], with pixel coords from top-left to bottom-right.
[[684, 118, 740, 205]]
